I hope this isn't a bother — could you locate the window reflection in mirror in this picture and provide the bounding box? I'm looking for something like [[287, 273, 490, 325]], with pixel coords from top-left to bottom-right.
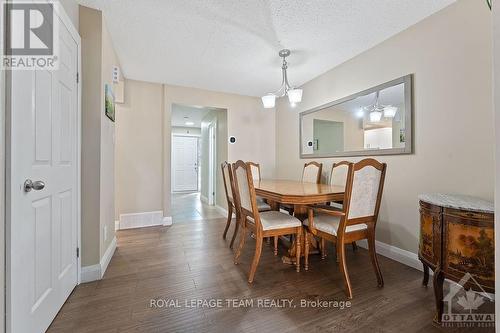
[[300, 75, 412, 158]]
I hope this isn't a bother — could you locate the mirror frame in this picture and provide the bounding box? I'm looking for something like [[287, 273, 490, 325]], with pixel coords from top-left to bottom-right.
[[299, 74, 413, 158]]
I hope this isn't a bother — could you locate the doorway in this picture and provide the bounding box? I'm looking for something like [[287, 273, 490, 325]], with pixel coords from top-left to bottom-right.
[[170, 104, 227, 222]]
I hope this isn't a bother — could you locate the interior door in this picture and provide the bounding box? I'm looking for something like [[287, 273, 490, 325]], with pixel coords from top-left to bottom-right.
[[172, 136, 199, 192], [7, 9, 79, 333]]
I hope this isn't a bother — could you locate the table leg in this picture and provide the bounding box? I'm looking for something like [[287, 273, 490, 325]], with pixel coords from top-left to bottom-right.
[[281, 204, 320, 265]]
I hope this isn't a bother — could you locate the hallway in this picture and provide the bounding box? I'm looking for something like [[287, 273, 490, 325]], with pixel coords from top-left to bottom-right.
[[171, 192, 224, 223]]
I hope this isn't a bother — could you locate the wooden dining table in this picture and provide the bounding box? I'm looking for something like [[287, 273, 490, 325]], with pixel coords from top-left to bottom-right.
[[254, 179, 345, 264]]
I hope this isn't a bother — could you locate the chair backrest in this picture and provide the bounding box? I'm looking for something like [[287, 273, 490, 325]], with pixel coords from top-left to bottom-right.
[[221, 162, 234, 205], [247, 162, 261, 183], [232, 160, 261, 228], [329, 161, 350, 189], [302, 161, 322, 184], [343, 158, 387, 222]]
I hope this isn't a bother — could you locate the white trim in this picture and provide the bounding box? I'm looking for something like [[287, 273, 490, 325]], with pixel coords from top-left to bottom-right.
[[80, 236, 117, 283], [80, 264, 101, 283], [215, 205, 235, 218], [119, 211, 167, 230], [357, 239, 423, 271], [162, 216, 173, 226], [115, 220, 119, 231], [100, 236, 117, 277], [200, 194, 208, 204]]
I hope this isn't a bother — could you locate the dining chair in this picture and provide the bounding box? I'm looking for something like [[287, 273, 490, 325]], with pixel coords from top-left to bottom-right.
[[247, 162, 271, 212], [318, 161, 352, 259], [221, 162, 240, 249], [304, 158, 387, 299], [232, 160, 303, 283], [302, 161, 323, 183], [282, 161, 323, 215]]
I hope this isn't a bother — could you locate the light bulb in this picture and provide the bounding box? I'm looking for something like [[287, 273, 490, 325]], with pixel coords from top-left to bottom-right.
[[261, 94, 276, 108]]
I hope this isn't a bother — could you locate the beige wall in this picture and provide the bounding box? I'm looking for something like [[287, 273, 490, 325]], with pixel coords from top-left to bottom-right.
[[80, 6, 102, 266], [115, 80, 275, 218], [276, 0, 493, 254], [115, 80, 165, 218], [80, 6, 120, 266], [100, 20, 119, 258]]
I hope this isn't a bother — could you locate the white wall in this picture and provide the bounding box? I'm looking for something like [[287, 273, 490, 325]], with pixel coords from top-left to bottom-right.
[[276, 0, 493, 254]]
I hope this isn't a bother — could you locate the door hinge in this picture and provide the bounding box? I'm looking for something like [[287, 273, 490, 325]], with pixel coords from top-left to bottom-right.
[[76, 247, 80, 258], [76, 72, 79, 84]]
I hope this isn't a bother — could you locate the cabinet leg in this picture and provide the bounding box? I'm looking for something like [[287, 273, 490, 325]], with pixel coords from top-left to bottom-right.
[[422, 263, 429, 287], [432, 267, 444, 324]]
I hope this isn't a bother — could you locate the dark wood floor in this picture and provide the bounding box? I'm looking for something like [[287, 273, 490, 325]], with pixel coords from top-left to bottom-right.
[[48, 215, 494, 332]]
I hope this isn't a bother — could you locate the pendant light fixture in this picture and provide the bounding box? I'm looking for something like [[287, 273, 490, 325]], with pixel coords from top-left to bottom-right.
[[261, 49, 303, 108]]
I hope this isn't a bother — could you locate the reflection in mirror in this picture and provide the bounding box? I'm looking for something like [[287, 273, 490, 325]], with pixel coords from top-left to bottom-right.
[[300, 75, 412, 158]]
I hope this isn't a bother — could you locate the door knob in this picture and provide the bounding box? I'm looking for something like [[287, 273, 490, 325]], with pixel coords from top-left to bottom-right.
[[24, 179, 45, 192]]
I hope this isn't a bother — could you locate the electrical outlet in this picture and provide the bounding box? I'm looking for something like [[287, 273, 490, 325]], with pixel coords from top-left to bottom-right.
[[104, 225, 108, 242]]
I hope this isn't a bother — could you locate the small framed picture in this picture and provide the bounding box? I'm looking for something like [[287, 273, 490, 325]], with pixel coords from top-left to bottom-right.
[[105, 84, 115, 122]]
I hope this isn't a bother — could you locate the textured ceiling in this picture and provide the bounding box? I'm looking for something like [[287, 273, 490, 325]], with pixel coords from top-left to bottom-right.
[[78, 0, 456, 97]]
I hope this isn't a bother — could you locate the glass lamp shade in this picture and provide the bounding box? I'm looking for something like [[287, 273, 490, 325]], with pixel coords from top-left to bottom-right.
[[369, 111, 382, 122], [287, 89, 303, 104], [261, 94, 276, 108], [384, 106, 397, 118]]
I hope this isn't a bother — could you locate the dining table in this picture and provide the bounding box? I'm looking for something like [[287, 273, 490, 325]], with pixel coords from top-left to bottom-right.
[[254, 179, 345, 264]]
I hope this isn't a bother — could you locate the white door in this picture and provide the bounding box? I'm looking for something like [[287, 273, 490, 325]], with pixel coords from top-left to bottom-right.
[[172, 136, 199, 192], [7, 8, 80, 333]]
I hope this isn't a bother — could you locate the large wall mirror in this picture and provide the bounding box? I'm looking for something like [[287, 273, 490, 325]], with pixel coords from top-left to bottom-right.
[[300, 74, 413, 158]]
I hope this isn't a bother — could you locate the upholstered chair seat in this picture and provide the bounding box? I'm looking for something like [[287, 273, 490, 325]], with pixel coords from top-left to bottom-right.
[[248, 211, 302, 231], [304, 214, 368, 236]]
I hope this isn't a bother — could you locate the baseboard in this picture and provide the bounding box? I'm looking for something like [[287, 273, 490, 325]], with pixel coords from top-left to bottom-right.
[[163, 216, 172, 226], [200, 195, 208, 204], [119, 210, 164, 230], [81, 236, 117, 283], [357, 239, 423, 272], [80, 264, 101, 283], [100, 236, 117, 277]]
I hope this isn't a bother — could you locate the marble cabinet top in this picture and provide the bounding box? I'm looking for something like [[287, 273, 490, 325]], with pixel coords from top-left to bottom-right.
[[418, 193, 494, 213]]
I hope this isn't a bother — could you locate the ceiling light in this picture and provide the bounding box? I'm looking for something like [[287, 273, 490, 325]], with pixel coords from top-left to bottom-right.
[[262, 94, 276, 109], [185, 121, 194, 126], [369, 111, 382, 122], [384, 106, 397, 118], [262, 49, 303, 109], [356, 109, 364, 118]]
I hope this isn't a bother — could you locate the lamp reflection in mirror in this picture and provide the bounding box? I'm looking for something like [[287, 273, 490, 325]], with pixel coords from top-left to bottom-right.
[[384, 106, 397, 118], [369, 111, 382, 122]]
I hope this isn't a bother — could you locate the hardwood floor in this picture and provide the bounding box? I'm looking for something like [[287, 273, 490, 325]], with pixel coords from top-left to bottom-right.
[[47, 198, 494, 332]]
